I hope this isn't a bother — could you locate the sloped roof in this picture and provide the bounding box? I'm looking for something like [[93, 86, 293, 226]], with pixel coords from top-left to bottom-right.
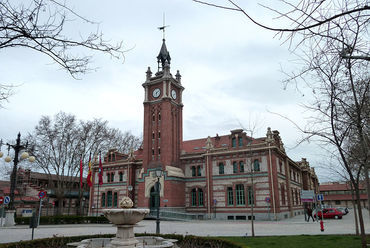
[[182, 133, 265, 154], [320, 182, 366, 191]]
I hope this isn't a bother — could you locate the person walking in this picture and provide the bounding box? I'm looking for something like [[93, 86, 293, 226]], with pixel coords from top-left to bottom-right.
[[307, 207, 315, 222]]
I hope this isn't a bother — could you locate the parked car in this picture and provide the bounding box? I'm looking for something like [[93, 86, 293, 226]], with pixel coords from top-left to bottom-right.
[[337, 207, 349, 215], [315, 208, 343, 219]]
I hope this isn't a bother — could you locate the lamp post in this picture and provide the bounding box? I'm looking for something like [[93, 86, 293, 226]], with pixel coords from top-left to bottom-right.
[[153, 168, 163, 234], [0, 133, 35, 226]]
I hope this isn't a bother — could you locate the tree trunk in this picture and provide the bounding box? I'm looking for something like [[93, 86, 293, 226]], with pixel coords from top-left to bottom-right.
[[354, 184, 366, 248], [350, 183, 359, 235]]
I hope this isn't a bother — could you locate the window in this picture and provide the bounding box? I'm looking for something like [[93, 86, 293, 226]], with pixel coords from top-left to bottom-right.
[[158, 148, 161, 155], [158, 131, 161, 138], [281, 184, 286, 205], [219, 162, 224, 175], [198, 189, 204, 206], [107, 173, 110, 183], [197, 166, 202, 176], [107, 191, 113, 207], [119, 172, 123, 182], [279, 162, 282, 172], [110, 173, 114, 182], [233, 161, 238, 173], [152, 149, 155, 155], [232, 137, 236, 147], [191, 189, 197, 206], [335, 200, 341, 205], [295, 189, 298, 205], [236, 184, 245, 205], [247, 186, 254, 205], [227, 187, 234, 205], [113, 192, 118, 207], [152, 115, 155, 121], [253, 159, 260, 171], [239, 161, 244, 172], [158, 112, 161, 121], [101, 193, 106, 207], [238, 137, 243, 146], [191, 166, 196, 177]]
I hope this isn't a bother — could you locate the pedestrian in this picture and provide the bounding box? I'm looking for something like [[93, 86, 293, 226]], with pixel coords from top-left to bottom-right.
[[307, 207, 315, 222], [304, 207, 308, 221]]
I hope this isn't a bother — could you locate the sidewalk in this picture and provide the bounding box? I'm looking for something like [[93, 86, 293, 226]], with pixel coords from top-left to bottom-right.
[[0, 210, 368, 244]]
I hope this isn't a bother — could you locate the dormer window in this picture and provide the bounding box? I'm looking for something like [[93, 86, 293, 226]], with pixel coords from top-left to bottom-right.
[[238, 137, 243, 146], [232, 137, 236, 148]]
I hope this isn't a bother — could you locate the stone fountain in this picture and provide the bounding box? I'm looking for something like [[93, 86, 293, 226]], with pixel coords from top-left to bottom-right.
[[68, 197, 177, 248]]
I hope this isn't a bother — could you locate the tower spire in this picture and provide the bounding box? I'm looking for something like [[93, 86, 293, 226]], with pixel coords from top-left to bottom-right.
[[157, 14, 171, 72]]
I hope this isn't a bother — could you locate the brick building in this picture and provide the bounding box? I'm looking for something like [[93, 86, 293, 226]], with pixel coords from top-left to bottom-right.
[[0, 169, 89, 217], [88, 40, 319, 220], [320, 182, 368, 209]]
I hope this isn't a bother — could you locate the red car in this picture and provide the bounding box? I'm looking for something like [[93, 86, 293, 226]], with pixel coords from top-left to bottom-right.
[[315, 208, 343, 219]]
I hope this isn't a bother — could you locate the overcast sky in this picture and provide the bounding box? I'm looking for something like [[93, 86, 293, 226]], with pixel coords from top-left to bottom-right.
[[0, 0, 332, 181]]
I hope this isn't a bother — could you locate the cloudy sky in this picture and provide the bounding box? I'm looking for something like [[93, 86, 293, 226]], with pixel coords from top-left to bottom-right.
[[0, 0, 331, 181]]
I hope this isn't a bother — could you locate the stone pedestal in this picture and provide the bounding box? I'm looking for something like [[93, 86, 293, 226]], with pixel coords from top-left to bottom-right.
[[4, 210, 16, 227], [108, 225, 139, 248]]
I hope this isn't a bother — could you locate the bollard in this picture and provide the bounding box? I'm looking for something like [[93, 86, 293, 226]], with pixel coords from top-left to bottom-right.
[[29, 211, 38, 240], [320, 219, 324, 232]]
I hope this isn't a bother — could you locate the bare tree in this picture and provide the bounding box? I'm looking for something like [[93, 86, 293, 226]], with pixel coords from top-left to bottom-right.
[[0, 0, 125, 106], [195, 1, 369, 246], [27, 112, 140, 215]]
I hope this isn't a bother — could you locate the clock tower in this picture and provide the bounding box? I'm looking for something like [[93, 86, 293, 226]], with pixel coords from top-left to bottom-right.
[[138, 39, 185, 208]]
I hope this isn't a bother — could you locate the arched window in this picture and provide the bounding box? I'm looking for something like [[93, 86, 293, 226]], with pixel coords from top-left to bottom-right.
[[236, 184, 245, 206], [198, 189, 204, 206], [219, 162, 224, 175], [101, 193, 106, 207], [191, 189, 197, 206], [253, 159, 260, 171]]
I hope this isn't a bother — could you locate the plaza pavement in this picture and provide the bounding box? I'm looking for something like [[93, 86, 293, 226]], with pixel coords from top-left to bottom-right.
[[0, 209, 369, 244]]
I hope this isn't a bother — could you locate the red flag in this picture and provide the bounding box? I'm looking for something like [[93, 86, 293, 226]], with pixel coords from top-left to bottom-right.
[[99, 152, 103, 185], [80, 159, 83, 188], [87, 154, 92, 187]]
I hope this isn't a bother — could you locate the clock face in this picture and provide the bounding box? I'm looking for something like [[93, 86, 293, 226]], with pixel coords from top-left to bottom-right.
[[152, 88, 161, 98], [171, 89, 177, 100]]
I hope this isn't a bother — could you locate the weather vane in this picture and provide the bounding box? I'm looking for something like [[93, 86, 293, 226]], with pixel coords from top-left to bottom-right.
[[158, 13, 169, 39]]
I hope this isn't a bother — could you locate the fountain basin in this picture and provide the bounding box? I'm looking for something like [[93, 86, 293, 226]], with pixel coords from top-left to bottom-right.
[[102, 209, 150, 225]]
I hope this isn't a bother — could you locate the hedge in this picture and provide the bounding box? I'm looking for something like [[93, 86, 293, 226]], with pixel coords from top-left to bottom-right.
[[0, 233, 243, 248], [15, 215, 109, 225]]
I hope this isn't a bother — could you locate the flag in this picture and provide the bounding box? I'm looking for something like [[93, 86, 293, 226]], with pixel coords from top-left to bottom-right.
[[99, 152, 103, 185], [80, 159, 83, 188], [87, 154, 92, 187]]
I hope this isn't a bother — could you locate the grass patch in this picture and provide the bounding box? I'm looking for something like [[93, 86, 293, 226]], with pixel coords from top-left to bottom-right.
[[222, 235, 369, 248]]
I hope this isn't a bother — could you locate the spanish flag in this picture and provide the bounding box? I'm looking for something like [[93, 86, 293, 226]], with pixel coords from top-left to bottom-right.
[[87, 154, 92, 187]]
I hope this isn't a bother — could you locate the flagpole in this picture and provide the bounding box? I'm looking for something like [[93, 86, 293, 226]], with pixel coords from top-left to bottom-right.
[[96, 151, 102, 217]]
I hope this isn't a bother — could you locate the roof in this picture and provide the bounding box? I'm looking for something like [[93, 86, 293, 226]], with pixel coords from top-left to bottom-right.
[[181, 133, 265, 154], [157, 39, 171, 66], [320, 182, 366, 191]]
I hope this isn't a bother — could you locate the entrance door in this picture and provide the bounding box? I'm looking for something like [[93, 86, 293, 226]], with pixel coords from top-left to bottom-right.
[[149, 186, 156, 210]]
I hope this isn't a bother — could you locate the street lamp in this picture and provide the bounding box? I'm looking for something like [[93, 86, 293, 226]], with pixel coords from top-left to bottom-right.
[[153, 168, 163, 234], [0, 133, 35, 225]]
